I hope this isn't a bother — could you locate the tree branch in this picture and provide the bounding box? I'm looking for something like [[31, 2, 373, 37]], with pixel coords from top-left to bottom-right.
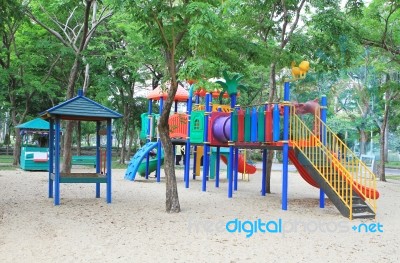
[[282, 0, 306, 48], [26, 9, 71, 48], [42, 54, 61, 84], [82, 9, 113, 50]]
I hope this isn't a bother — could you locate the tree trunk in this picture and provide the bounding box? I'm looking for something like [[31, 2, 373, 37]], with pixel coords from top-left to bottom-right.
[[77, 122, 82, 156], [384, 113, 389, 162], [264, 62, 277, 194], [62, 55, 81, 173], [159, 49, 180, 213], [359, 130, 368, 155], [379, 95, 390, 182], [12, 131, 22, 166], [127, 127, 135, 161]]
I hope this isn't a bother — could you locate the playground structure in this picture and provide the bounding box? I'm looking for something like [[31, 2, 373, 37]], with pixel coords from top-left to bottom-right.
[[125, 65, 379, 220], [17, 118, 51, 171], [41, 90, 122, 205]]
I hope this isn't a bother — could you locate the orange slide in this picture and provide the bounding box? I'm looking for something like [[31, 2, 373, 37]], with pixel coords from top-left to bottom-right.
[[288, 149, 319, 188], [333, 159, 380, 200], [220, 154, 257, 174]]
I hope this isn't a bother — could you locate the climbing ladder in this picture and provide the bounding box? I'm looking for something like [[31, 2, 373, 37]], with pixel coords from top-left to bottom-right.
[[289, 112, 378, 219]]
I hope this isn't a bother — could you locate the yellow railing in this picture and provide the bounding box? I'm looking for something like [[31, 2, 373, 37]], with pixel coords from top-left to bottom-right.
[[289, 112, 377, 219]]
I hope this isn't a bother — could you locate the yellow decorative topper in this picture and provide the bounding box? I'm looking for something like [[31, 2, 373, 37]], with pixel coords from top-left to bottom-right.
[[291, 60, 310, 79]]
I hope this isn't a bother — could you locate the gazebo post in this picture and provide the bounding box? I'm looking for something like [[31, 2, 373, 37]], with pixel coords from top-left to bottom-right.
[[48, 118, 54, 198], [96, 121, 101, 198], [106, 119, 112, 203], [54, 118, 61, 205]]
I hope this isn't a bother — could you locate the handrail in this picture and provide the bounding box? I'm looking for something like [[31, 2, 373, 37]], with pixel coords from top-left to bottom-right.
[[313, 115, 377, 213], [289, 112, 377, 219]]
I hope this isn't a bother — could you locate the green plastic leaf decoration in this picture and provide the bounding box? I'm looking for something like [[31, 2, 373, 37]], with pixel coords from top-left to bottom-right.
[[216, 70, 245, 100]]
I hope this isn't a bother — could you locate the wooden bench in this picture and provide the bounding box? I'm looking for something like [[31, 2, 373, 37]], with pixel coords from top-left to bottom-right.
[[72, 156, 96, 167], [51, 173, 106, 183]]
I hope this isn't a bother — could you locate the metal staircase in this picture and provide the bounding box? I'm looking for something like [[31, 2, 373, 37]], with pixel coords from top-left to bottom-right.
[[289, 113, 378, 219]]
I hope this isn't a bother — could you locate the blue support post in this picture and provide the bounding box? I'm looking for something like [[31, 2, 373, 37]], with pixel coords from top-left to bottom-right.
[[251, 107, 258, 142], [228, 94, 237, 198], [96, 121, 101, 198], [192, 95, 200, 180], [320, 95, 328, 208], [282, 81, 290, 210], [273, 104, 280, 141], [261, 149, 267, 196], [48, 118, 54, 198], [156, 97, 164, 183], [54, 118, 61, 205], [145, 99, 153, 179], [202, 93, 211, 191], [106, 119, 112, 203], [184, 85, 194, 188]]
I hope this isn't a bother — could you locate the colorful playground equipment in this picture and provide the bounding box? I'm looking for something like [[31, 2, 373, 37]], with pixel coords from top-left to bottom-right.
[[17, 118, 51, 171], [125, 65, 379, 220]]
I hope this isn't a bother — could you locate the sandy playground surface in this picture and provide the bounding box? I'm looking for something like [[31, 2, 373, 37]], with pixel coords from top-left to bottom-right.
[[0, 165, 399, 263]]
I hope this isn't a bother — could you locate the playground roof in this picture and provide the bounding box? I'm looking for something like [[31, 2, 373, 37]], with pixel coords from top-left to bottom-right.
[[16, 118, 50, 130], [147, 85, 189, 101], [40, 90, 123, 121]]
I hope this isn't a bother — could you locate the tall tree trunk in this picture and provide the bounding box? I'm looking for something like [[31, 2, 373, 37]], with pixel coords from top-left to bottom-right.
[[119, 103, 130, 164], [77, 122, 82, 156], [127, 127, 135, 161], [379, 94, 390, 182], [359, 130, 368, 155], [384, 115, 389, 162], [12, 132, 22, 166], [62, 55, 82, 173], [264, 62, 277, 194], [159, 49, 180, 213]]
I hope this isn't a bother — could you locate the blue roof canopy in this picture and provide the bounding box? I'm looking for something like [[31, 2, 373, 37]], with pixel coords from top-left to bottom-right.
[[40, 91, 122, 121], [17, 118, 50, 130]]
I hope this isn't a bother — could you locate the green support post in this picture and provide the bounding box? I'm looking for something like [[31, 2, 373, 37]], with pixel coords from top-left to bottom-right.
[[232, 108, 238, 142], [258, 106, 265, 142]]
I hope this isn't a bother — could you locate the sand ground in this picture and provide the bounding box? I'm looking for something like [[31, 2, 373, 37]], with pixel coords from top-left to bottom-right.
[[0, 166, 399, 263]]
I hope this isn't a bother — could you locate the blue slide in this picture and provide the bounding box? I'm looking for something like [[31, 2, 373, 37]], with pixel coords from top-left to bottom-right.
[[125, 142, 159, 181]]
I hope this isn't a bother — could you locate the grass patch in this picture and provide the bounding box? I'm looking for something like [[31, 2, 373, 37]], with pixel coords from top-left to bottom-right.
[[386, 175, 400, 180], [386, 161, 400, 169], [0, 155, 13, 164], [0, 165, 17, 170]]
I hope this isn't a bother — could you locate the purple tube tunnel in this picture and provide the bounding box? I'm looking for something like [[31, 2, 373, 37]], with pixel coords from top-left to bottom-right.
[[212, 115, 231, 143]]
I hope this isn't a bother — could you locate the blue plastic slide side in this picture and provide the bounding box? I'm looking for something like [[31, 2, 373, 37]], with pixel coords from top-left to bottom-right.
[[125, 142, 159, 181]]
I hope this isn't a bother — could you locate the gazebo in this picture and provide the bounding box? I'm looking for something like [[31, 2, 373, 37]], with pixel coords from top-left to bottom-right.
[[40, 90, 122, 205], [16, 118, 51, 171]]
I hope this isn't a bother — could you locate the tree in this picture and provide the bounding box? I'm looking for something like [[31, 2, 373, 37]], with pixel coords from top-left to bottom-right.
[[1, 0, 61, 165], [26, 0, 113, 173], [127, 0, 223, 212], [228, 0, 310, 193], [356, 0, 400, 181]]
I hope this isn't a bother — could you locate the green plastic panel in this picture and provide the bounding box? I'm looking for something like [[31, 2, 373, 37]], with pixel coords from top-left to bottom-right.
[[140, 113, 159, 140], [190, 111, 205, 143], [232, 109, 238, 142]]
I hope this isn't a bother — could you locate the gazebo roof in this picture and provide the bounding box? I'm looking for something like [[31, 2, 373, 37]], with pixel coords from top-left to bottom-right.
[[147, 85, 189, 101], [40, 90, 123, 121], [16, 118, 50, 130]]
